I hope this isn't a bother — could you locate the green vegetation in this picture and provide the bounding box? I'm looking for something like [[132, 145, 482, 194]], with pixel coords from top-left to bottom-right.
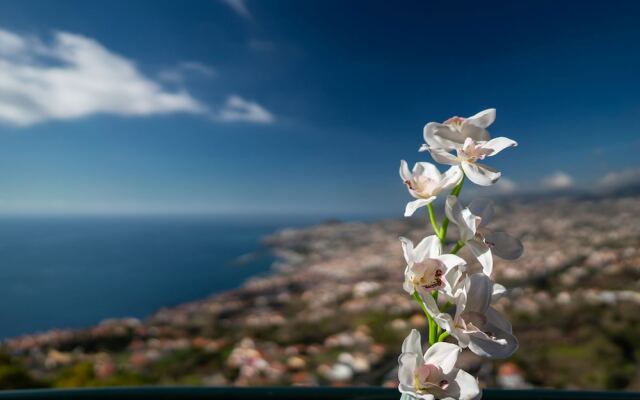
[[0, 352, 47, 389], [54, 362, 148, 388]]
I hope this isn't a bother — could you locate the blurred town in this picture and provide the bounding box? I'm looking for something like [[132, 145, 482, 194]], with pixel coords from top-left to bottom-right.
[[1, 194, 640, 390]]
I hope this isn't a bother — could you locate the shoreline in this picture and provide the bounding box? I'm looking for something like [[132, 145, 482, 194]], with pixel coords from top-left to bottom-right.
[[3, 196, 640, 389]]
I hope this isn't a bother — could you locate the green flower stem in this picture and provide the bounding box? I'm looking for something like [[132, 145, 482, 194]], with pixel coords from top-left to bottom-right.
[[412, 291, 437, 345], [430, 290, 448, 340], [438, 176, 465, 245], [451, 176, 465, 197], [450, 240, 465, 254], [426, 203, 441, 237], [413, 291, 429, 317], [431, 291, 439, 342], [428, 315, 436, 345], [438, 331, 450, 342]]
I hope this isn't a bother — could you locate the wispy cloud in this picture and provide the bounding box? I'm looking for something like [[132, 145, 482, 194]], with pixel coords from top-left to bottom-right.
[[158, 61, 216, 84], [220, 0, 252, 20], [0, 29, 205, 126], [0, 28, 275, 127], [541, 171, 574, 190], [217, 95, 274, 124]]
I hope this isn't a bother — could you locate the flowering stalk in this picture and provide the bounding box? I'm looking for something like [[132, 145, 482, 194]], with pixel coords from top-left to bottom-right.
[[450, 240, 465, 254], [398, 108, 522, 400], [412, 291, 436, 345], [426, 203, 441, 237], [438, 176, 464, 245]]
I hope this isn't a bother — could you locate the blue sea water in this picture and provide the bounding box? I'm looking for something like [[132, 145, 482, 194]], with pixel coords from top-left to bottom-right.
[[0, 215, 323, 339]]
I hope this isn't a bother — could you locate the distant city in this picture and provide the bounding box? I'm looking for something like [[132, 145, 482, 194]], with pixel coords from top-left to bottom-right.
[[2, 193, 640, 390]]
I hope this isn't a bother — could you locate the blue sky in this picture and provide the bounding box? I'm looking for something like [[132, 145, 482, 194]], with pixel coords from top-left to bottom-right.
[[0, 0, 638, 216]]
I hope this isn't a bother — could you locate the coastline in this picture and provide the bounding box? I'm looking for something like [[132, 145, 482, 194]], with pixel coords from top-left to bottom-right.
[[3, 196, 640, 389], [0, 215, 325, 340]]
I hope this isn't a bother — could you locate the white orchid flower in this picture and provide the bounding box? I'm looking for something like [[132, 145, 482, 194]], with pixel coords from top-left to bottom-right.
[[400, 161, 462, 217], [421, 109, 496, 152], [445, 196, 523, 276], [438, 274, 518, 359], [433, 274, 518, 360], [400, 235, 466, 300], [441, 268, 508, 312], [398, 329, 481, 400], [419, 109, 517, 186]]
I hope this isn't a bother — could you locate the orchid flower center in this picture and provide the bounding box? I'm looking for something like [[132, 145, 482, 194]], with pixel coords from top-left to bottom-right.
[[412, 174, 440, 196], [411, 260, 445, 290], [457, 310, 488, 333], [444, 116, 466, 132], [475, 227, 497, 249], [457, 138, 492, 162], [474, 231, 488, 245], [414, 363, 449, 392]]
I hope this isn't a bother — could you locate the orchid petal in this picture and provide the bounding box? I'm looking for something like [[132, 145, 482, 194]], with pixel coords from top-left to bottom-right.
[[468, 198, 494, 227], [466, 108, 496, 129], [398, 353, 420, 388], [429, 148, 460, 166], [433, 312, 454, 331], [467, 328, 518, 359], [484, 231, 523, 260], [491, 283, 507, 303], [402, 328, 424, 356], [414, 162, 442, 180], [423, 122, 447, 149], [434, 254, 466, 271], [466, 239, 493, 276], [429, 123, 466, 148], [399, 236, 414, 264], [423, 342, 460, 375], [464, 274, 492, 314], [461, 162, 501, 186], [440, 166, 464, 190], [417, 289, 442, 317], [403, 266, 414, 294], [448, 368, 481, 400], [443, 266, 464, 300], [415, 235, 442, 260], [405, 197, 436, 217], [399, 160, 413, 183], [460, 123, 490, 143], [445, 196, 477, 242], [486, 306, 513, 334], [400, 393, 434, 400], [480, 136, 517, 156], [438, 312, 469, 348]]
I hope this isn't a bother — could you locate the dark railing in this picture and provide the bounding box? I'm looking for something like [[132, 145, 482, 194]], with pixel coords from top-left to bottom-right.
[[0, 387, 639, 400]]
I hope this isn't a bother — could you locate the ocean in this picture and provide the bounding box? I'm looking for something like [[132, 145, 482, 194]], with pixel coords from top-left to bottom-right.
[[0, 215, 323, 339]]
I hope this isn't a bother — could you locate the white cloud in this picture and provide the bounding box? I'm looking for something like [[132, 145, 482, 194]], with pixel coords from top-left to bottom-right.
[[0, 30, 26, 55], [158, 61, 216, 84], [217, 95, 274, 124], [541, 171, 574, 189], [180, 61, 216, 77], [464, 176, 518, 199], [221, 0, 252, 19], [597, 168, 640, 190], [494, 177, 518, 194], [0, 29, 204, 126]]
